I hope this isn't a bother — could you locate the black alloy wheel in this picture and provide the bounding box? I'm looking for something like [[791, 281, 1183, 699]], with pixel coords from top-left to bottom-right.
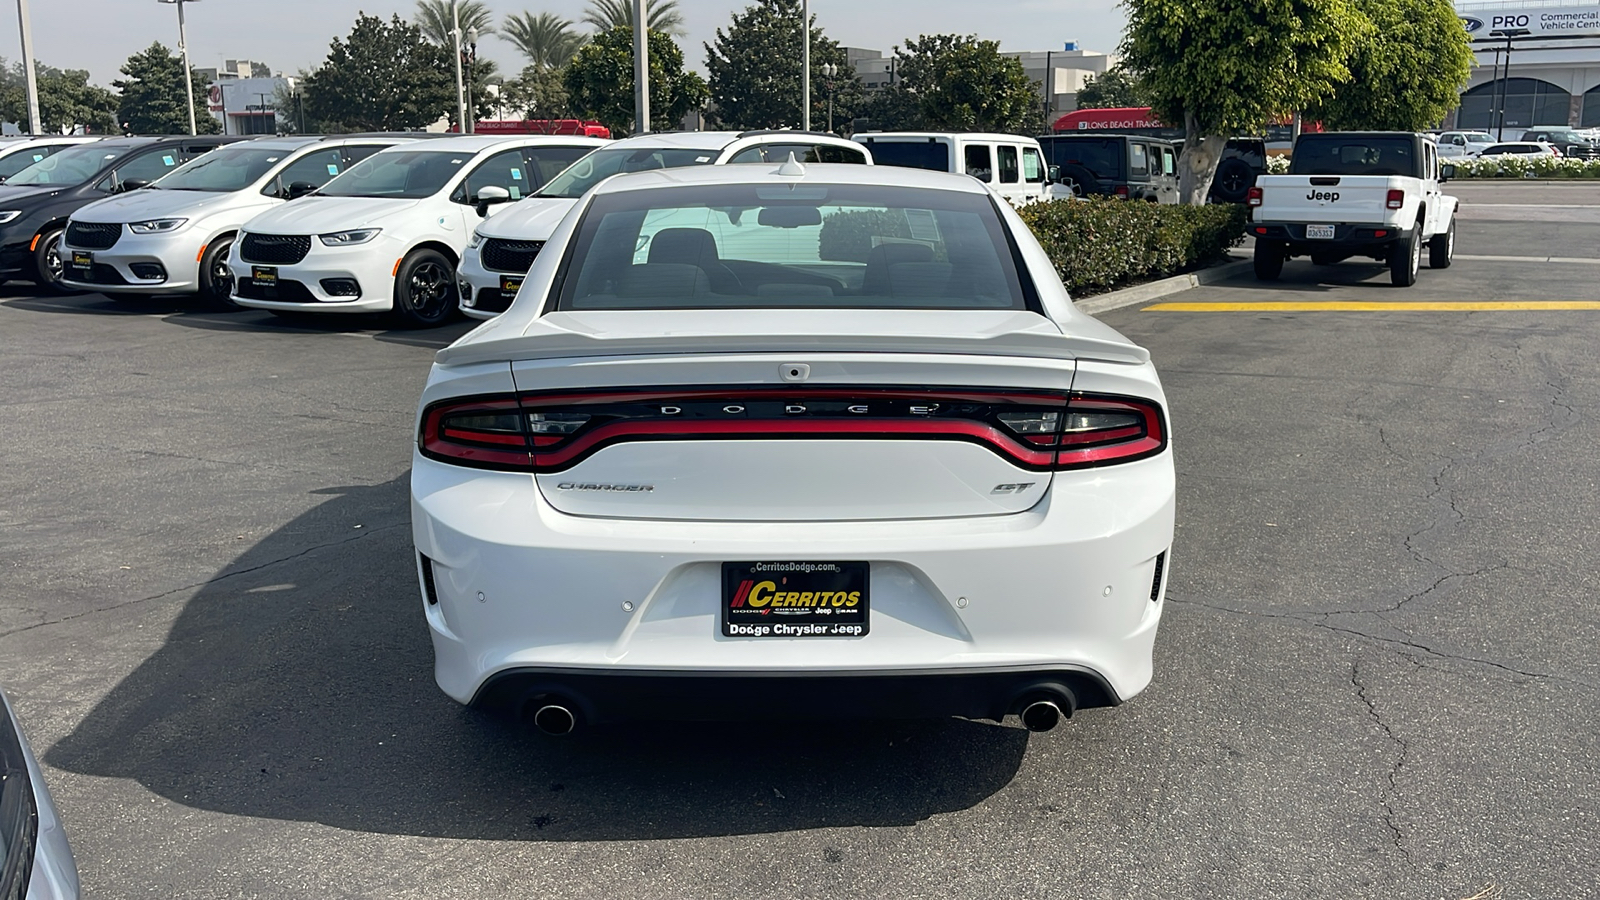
[[200, 236, 236, 306], [32, 227, 78, 295], [393, 249, 459, 328]]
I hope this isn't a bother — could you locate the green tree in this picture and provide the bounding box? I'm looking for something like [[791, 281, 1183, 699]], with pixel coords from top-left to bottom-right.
[[856, 83, 926, 131], [112, 42, 221, 134], [705, 0, 862, 132], [1075, 65, 1148, 110], [583, 0, 685, 37], [890, 34, 1044, 134], [501, 64, 571, 125], [1311, 0, 1471, 131], [1121, 0, 1364, 204], [501, 12, 587, 69], [302, 13, 455, 132], [467, 56, 501, 124], [563, 26, 708, 136], [0, 61, 118, 133], [414, 0, 495, 46]]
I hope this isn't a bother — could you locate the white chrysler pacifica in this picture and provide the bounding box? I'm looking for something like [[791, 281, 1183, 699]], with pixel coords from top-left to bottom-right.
[[411, 161, 1174, 734]]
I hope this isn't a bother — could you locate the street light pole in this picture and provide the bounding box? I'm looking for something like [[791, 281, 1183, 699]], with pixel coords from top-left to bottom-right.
[[464, 27, 478, 134], [16, 0, 41, 133], [1488, 28, 1530, 140], [451, 0, 466, 133], [632, 0, 649, 134], [157, 0, 201, 135], [801, 0, 811, 131], [821, 63, 836, 134]]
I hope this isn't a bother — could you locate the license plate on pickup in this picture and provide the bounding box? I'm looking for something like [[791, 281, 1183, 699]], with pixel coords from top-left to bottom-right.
[[251, 265, 278, 286], [500, 275, 523, 294], [68, 250, 93, 277], [722, 562, 869, 638], [1305, 225, 1336, 240]]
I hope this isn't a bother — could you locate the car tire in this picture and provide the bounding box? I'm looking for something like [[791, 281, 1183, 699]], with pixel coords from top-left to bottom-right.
[[1389, 227, 1420, 287], [1253, 239, 1284, 280], [31, 227, 78, 295], [199, 235, 237, 307], [392, 248, 459, 328], [1212, 159, 1255, 203], [1428, 217, 1455, 269], [1056, 164, 1096, 199]]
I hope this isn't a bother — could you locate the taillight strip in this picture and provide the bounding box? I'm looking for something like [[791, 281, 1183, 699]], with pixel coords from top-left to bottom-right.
[[529, 418, 1058, 470]]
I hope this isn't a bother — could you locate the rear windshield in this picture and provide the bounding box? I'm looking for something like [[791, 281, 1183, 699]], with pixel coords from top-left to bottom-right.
[[1041, 138, 1124, 179], [555, 183, 1030, 312], [318, 150, 467, 199], [1290, 137, 1417, 177], [6, 142, 127, 186], [152, 147, 288, 192], [859, 141, 951, 173], [537, 147, 718, 199]]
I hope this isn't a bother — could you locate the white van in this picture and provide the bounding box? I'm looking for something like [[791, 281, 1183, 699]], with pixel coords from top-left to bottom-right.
[[851, 132, 1050, 205]]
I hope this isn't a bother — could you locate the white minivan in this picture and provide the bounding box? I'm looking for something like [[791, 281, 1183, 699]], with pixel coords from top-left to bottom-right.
[[230, 134, 607, 327], [61, 135, 413, 303], [852, 132, 1051, 205]]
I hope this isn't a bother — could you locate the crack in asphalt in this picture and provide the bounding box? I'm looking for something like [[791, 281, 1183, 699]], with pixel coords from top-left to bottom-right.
[[0, 522, 406, 642], [1351, 660, 1414, 868], [1167, 594, 1598, 691]]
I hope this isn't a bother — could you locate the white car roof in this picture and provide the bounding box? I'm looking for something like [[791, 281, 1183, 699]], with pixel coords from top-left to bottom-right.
[[855, 131, 1043, 144], [394, 134, 604, 154], [585, 159, 989, 197], [603, 131, 860, 152]]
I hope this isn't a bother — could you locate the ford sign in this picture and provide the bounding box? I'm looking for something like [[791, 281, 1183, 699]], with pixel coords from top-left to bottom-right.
[[1462, 15, 1484, 32]]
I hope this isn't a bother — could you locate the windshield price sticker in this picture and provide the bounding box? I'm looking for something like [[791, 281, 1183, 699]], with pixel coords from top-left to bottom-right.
[[721, 561, 869, 638]]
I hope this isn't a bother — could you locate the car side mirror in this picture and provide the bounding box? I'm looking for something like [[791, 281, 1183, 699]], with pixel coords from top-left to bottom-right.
[[1440, 164, 1455, 182], [1047, 165, 1061, 183], [118, 179, 151, 193], [285, 181, 318, 200], [473, 185, 512, 217]]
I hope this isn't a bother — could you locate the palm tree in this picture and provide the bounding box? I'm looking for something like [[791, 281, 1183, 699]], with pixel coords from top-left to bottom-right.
[[414, 0, 496, 46], [501, 12, 587, 69], [582, 0, 685, 36]]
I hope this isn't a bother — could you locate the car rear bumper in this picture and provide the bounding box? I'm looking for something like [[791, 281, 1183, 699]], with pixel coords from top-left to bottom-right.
[[1250, 221, 1413, 247], [410, 450, 1175, 718]]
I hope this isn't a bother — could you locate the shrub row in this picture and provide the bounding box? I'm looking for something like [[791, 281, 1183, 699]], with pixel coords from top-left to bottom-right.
[[1017, 198, 1248, 296], [1449, 155, 1600, 179]]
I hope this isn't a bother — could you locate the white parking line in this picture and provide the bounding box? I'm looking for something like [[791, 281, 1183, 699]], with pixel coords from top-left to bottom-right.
[[1456, 254, 1600, 265], [1460, 203, 1600, 209]]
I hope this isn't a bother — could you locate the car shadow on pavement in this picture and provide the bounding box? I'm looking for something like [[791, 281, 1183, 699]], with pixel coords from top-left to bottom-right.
[[1216, 262, 1406, 293], [45, 477, 1029, 840]]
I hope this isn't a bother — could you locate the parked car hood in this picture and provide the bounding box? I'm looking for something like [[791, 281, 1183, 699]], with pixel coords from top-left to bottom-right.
[[71, 188, 254, 223], [241, 195, 422, 235], [0, 184, 69, 206], [475, 197, 580, 241]]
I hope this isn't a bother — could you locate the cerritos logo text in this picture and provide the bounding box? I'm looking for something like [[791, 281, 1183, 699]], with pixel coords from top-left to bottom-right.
[[729, 579, 862, 613]]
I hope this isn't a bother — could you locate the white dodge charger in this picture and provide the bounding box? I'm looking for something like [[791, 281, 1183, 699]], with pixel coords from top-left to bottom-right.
[[410, 161, 1175, 734]]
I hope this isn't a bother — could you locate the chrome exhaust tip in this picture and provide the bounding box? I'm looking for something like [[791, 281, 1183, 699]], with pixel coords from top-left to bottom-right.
[[531, 704, 577, 736], [1020, 699, 1064, 733]]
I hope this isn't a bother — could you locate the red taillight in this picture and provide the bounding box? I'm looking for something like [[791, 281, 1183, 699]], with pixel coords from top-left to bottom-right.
[[1386, 189, 1404, 210], [1374, 229, 1388, 238], [1253, 226, 1268, 235], [1247, 186, 1263, 207], [1114, 185, 1130, 199], [1553, 146, 1563, 157], [419, 389, 1167, 473]]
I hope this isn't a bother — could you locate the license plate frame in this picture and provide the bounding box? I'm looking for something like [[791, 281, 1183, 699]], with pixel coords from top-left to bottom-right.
[[500, 275, 523, 295], [1305, 224, 1336, 240], [721, 561, 869, 638], [251, 265, 278, 286], [68, 250, 93, 278]]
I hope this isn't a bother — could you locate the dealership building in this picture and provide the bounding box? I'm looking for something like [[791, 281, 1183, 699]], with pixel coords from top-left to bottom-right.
[[1454, 1, 1600, 130]]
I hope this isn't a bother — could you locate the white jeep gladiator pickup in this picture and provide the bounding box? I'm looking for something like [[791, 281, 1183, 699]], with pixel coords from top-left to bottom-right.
[[1247, 131, 1458, 287]]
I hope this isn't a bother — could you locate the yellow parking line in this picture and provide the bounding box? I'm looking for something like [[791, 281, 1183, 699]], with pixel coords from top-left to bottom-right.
[[1144, 301, 1600, 312]]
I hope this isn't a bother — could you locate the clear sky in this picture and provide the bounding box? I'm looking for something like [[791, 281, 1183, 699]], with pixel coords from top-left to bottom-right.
[[10, 0, 1126, 87]]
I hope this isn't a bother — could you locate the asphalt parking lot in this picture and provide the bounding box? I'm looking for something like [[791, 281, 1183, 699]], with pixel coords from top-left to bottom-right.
[[2, 181, 1597, 900]]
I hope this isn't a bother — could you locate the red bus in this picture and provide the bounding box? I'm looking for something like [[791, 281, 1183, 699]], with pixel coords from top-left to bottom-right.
[[1052, 107, 1319, 152], [449, 119, 612, 138]]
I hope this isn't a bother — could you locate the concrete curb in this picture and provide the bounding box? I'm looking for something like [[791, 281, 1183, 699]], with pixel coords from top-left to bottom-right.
[[1074, 256, 1252, 316]]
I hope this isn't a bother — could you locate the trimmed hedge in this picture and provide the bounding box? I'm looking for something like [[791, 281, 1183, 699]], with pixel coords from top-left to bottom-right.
[[1018, 198, 1248, 296]]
